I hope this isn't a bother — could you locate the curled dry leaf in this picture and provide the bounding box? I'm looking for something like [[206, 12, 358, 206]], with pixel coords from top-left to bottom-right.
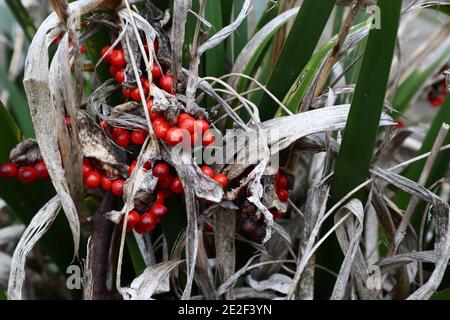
[[7, 196, 61, 300], [122, 261, 183, 300], [9, 139, 43, 167], [247, 273, 293, 295]]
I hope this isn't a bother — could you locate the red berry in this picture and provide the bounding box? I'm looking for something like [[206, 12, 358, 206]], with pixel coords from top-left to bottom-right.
[[142, 79, 150, 94], [170, 177, 184, 194], [203, 223, 213, 232], [428, 91, 446, 107], [120, 210, 140, 232], [135, 213, 156, 234], [194, 119, 209, 133], [165, 127, 185, 146], [202, 130, 216, 146], [213, 173, 228, 188], [178, 116, 195, 134], [131, 129, 148, 145], [128, 160, 137, 177], [144, 161, 152, 170], [152, 62, 163, 79], [396, 120, 405, 129], [17, 167, 36, 184], [159, 188, 173, 199], [153, 162, 170, 178], [100, 120, 108, 130], [115, 69, 125, 83], [159, 74, 174, 93], [152, 118, 170, 139], [110, 49, 126, 68], [84, 171, 101, 189], [100, 46, 112, 63], [130, 87, 142, 102], [158, 175, 173, 189], [111, 179, 125, 197], [122, 87, 132, 98], [155, 191, 165, 204], [201, 166, 215, 178], [111, 127, 126, 137], [177, 113, 192, 125], [83, 161, 93, 178], [80, 45, 87, 54], [34, 162, 49, 179], [109, 64, 120, 77], [101, 176, 112, 191], [150, 203, 168, 222], [276, 175, 288, 189], [270, 208, 284, 219], [115, 131, 131, 147], [146, 99, 163, 121], [0, 162, 17, 179], [276, 188, 289, 202]]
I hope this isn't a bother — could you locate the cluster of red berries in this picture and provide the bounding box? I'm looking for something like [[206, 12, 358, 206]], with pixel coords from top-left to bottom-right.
[[83, 158, 125, 197], [428, 79, 448, 107], [0, 161, 49, 184], [100, 121, 149, 148], [236, 171, 289, 240], [120, 161, 228, 234], [100, 41, 174, 102], [151, 111, 216, 147]]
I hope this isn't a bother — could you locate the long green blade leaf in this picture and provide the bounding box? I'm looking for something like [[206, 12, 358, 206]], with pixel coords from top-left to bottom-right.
[[256, 0, 336, 121], [4, 0, 36, 42], [330, 0, 402, 203]]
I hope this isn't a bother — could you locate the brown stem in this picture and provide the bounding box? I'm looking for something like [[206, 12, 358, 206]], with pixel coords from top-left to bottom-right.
[[86, 193, 119, 300]]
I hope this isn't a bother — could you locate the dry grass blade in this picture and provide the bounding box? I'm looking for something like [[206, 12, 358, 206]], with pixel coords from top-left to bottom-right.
[[371, 167, 450, 299], [123, 261, 184, 300], [392, 124, 449, 253], [214, 208, 236, 300], [7, 196, 61, 300], [171, 0, 192, 84], [331, 199, 371, 300]]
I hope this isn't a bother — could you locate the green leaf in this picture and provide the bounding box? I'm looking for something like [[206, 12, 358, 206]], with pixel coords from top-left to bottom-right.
[[204, 0, 226, 78], [204, 0, 225, 106], [4, 0, 36, 42], [394, 96, 450, 229], [426, 4, 450, 16], [330, 0, 402, 204], [278, 21, 368, 116], [85, 27, 112, 84], [256, 0, 336, 121], [431, 287, 450, 300], [126, 234, 146, 276], [231, 0, 248, 61], [0, 69, 34, 138], [392, 44, 450, 115]]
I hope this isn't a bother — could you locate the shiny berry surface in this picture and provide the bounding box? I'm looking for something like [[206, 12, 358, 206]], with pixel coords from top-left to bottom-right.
[[111, 179, 125, 197], [0, 162, 17, 179], [213, 173, 228, 188], [84, 171, 101, 189], [153, 162, 170, 178], [170, 177, 184, 194], [34, 162, 49, 179], [18, 167, 36, 184]]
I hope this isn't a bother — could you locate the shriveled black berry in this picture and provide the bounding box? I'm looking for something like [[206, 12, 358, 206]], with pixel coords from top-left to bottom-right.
[[239, 199, 257, 214], [242, 219, 256, 234], [252, 225, 266, 241]]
